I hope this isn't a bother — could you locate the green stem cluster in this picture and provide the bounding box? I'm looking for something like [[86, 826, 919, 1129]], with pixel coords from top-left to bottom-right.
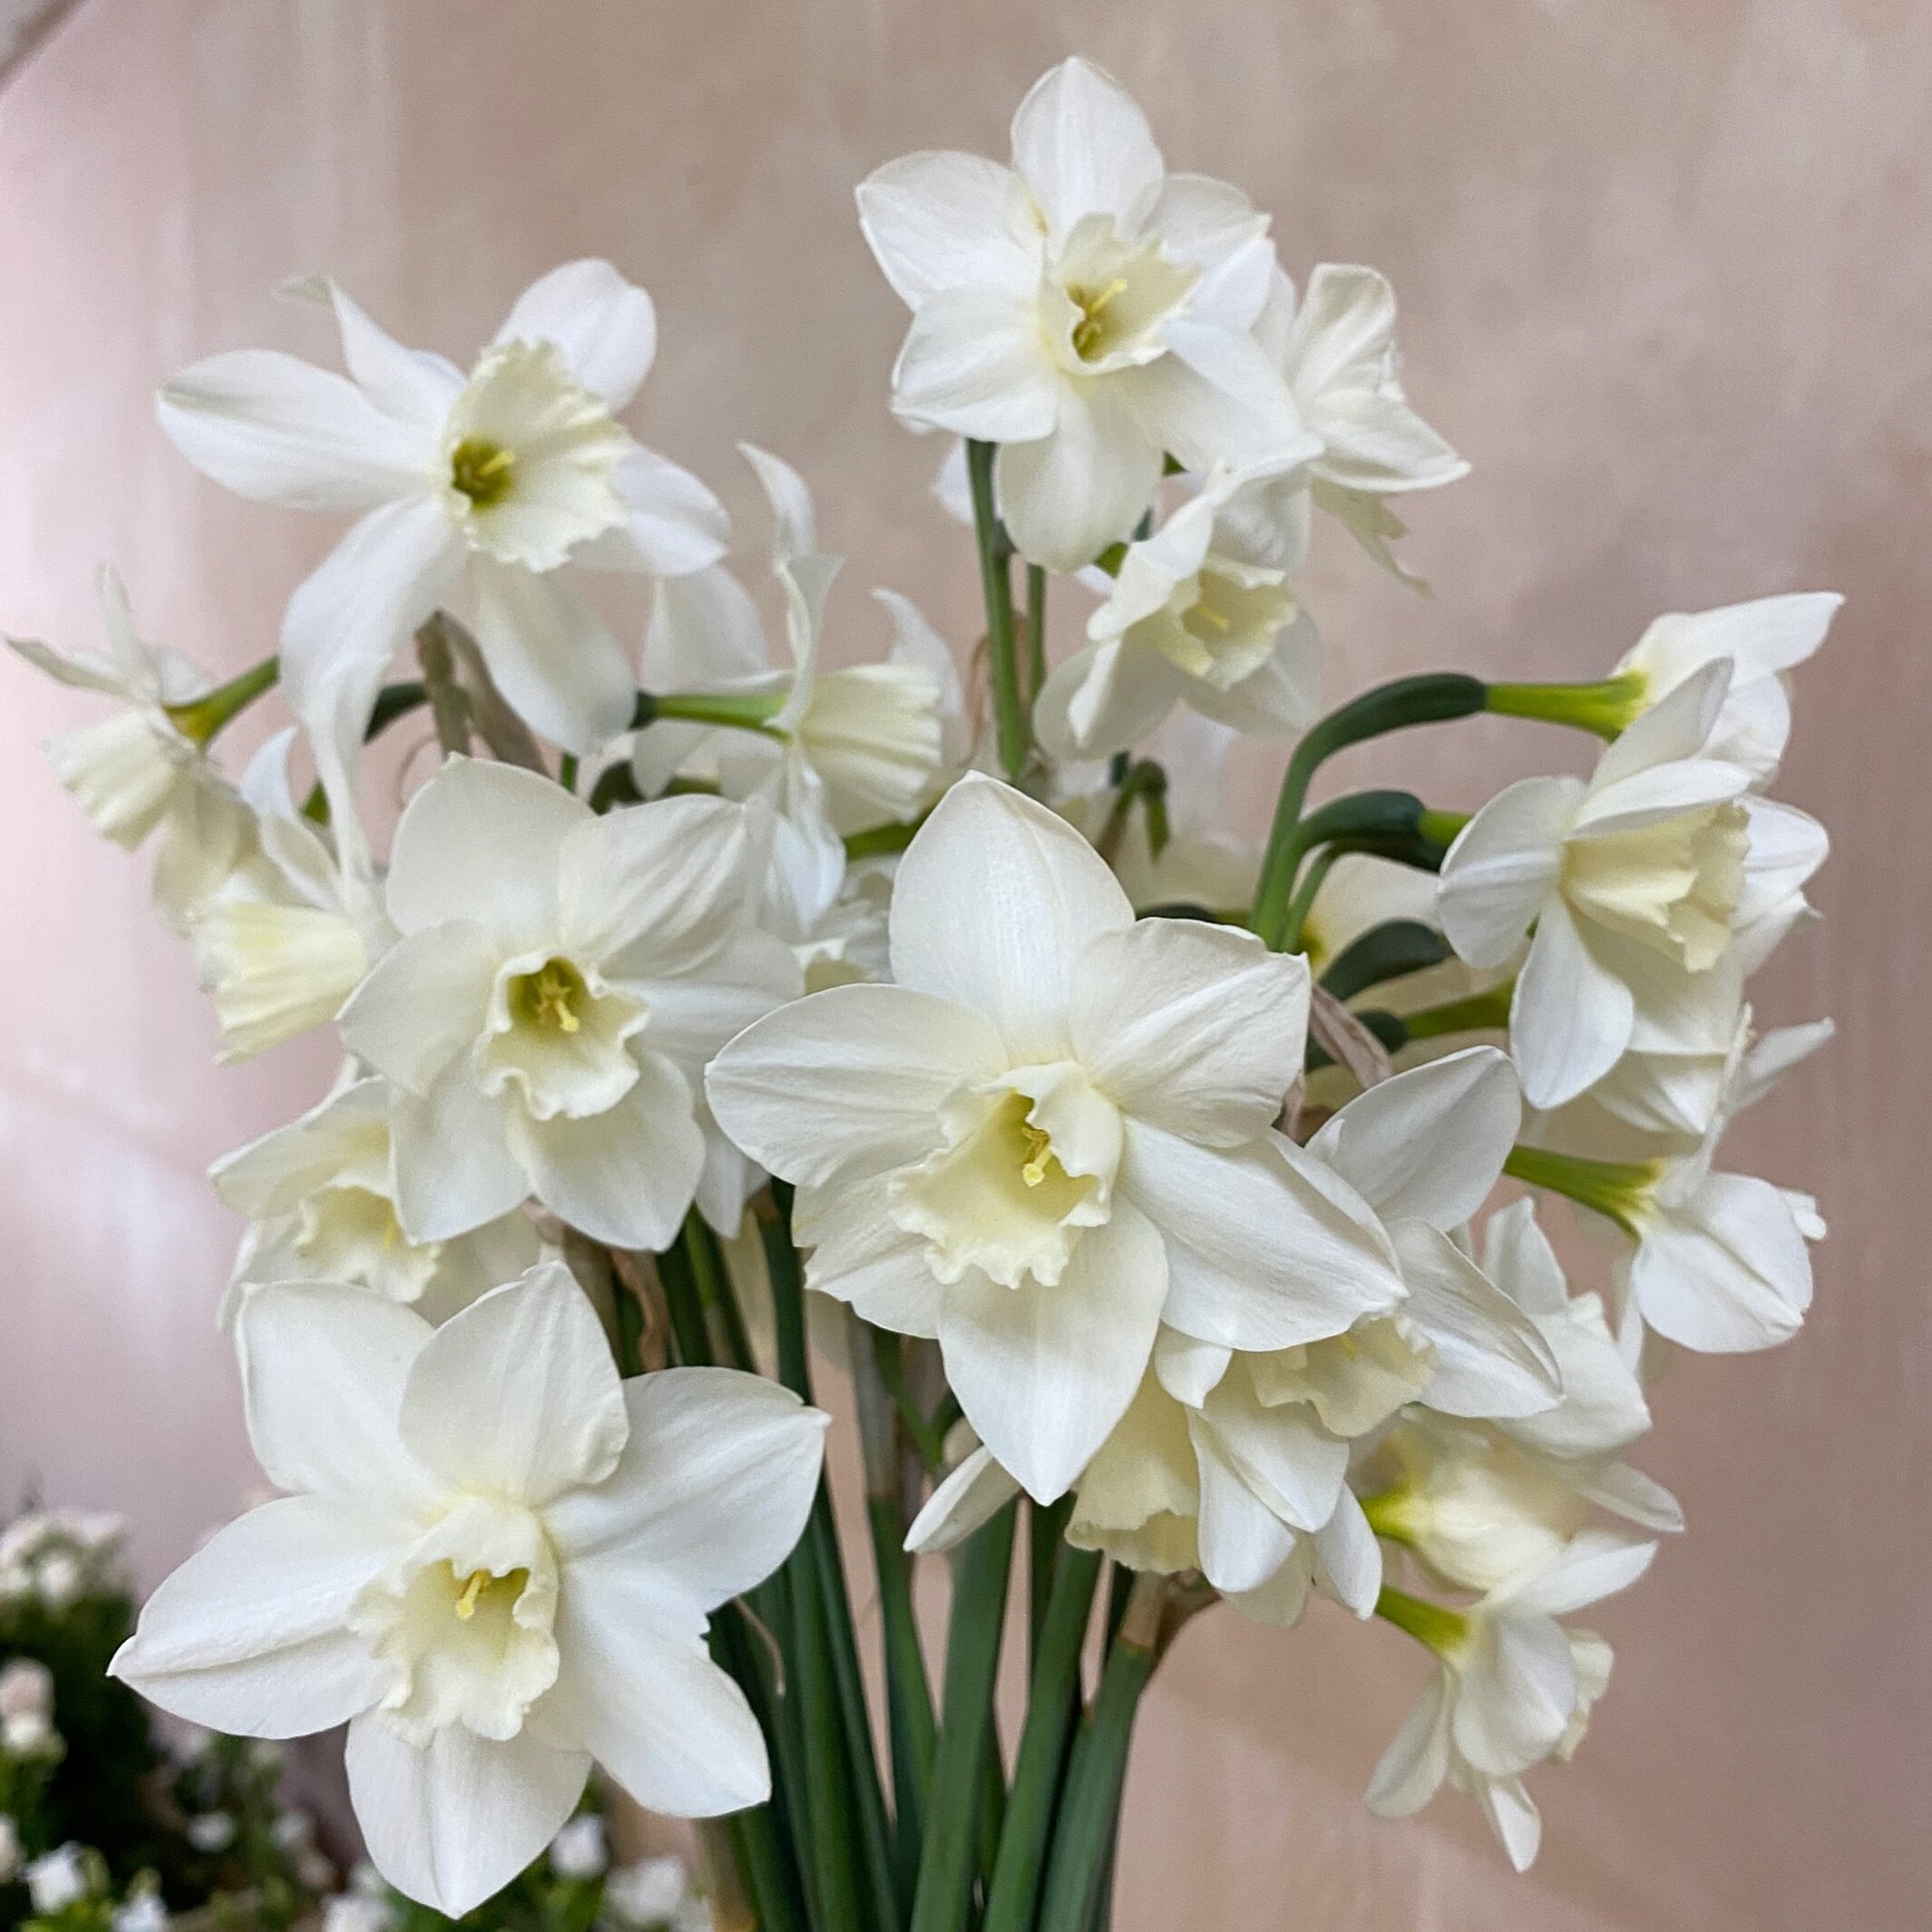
[[620, 1195, 1176, 1932]]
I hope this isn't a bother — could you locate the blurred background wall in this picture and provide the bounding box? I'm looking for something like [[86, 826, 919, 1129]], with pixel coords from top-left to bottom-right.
[[0, 3, 1926, 1927]]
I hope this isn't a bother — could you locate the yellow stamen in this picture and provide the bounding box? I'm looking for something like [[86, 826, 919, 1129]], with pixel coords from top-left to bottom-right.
[[449, 437, 517, 509], [514, 958, 586, 1034], [454, 1569, 488, 1622], [1071, 277, 1131, 360], [1020, 1120, 1055, 1187]]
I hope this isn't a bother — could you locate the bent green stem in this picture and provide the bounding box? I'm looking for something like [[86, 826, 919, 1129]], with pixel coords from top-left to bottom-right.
[[164, 655, 280, 746], [1252, 675, 1487, 947], [1486, 671, 1647, 739]]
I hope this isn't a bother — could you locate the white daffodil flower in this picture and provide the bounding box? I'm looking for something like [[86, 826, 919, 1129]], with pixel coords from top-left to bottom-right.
[[10, 568, 218, 848], [1609, 592, 1839, 786], [857, 57, 1315, 571], [1362, 1412, 1675, 1595], [1253, 264, 1469, 581], [1616, 1133, 1820, 1356], [637, 446, 951, 932], [1034, 462, 1322, 760], [338, 757, 798, 1249], [212, 1075, 542, 1327], [112, 1267, 827, 1915], [1302, 1049, 1562, 1424], [1059, 1049, 1558, 1606], [707, 773, 1406, 1501], [1438, 660, 1826, 1108], [9, 569, 267, 931], [1367, 1530, 1656, 1871], [1480, 1200, 1660, 1477], [159, 262, 727, 769], [180, 730, 387, 1062]]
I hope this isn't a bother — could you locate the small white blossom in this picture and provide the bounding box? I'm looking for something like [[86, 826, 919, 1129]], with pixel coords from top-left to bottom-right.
[[25, 1845, 91, 1916], [547, 1813, 608, 1881]]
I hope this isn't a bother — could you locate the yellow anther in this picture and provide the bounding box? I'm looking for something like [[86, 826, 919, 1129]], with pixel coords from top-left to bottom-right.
[[449, 437, 517, 509], [1020, 1120, 1055, 1188], [454, 1569, 488, 1622], [1194, 602, 1233, 632], [514, 959, 587, 1035], [1071, 276, 1132, 360]]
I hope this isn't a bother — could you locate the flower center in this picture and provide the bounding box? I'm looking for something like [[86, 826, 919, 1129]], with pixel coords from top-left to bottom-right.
[[477, 951, 649, 1124], [1069, 275, 1132, 361], [1561, 800, 1749, 971], [293, 1183, 442, 1306], [351, 1498, 560, 1746], [1047, 214, 1198, 375], [889, 1065, 1121, 1290], [440, 339, 629, 570], [1157, 561, 1294, 691], [512, 957, 587, 1035], [448, 436, 517, 509]]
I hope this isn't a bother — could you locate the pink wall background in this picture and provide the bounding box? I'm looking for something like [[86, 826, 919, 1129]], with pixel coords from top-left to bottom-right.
[[1, 3, 1927, 1927]]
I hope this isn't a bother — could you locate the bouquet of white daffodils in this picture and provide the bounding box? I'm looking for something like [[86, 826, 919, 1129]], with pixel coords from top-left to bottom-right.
[[13, 54, 1834, 1932]]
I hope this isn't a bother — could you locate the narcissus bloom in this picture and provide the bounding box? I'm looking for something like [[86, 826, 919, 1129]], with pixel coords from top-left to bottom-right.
[[637, 446, 950, 932], [212, 1075, 542, 1326], [339, 758, 798, 1248], [707, 773, 1405, 1501], [1438, 662, 1825, 1108], [1254, 264, 1468, 580], [1368, 1532, 1655, 1871], [1610, 592, 1839, 786], [112, 1266, 826, 1915], [1034, 462, 1322, 759], [159, 262, 727, 764], [858, 58, 1314, 570]]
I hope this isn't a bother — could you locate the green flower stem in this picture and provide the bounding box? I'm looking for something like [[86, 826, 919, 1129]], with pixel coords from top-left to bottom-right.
[[1503, 1144, 1661, 1238], [1261, 789, 1457, 953], [845, 813, 929, 863], [758, 1193, 899, 1932], [791, 1529, 868, 1932], [656, 1234, 712, 1370], [1094, 759, 1167, 864], [966, 439, 1029, 781], [683, 1209, 755, 1373], [164, 654, 280, 746], [910, 1501, 1018, 1932], [873, 1329, 948, 1469], [1400, 981, 1515, 1040], [631, 688, 787, 735], [866, 1491, 937, 1908], [1375, 1586, 1469, 1656], [812, 1502, 902, 1932], [1318, 920, 1453, 1001], [1034, 1604, 1158, 1932], [981, 1541, 1103, 1932], [710, 1608, 813, 1932], [1252, 674, 1488, 948], [1026, 562, 1048, 704], [1486, 671, 1647, 739]]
